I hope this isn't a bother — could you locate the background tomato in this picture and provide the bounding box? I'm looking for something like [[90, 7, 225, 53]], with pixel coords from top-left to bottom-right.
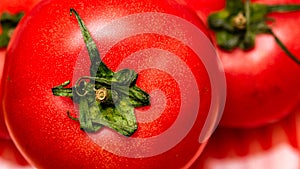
[[0, 51, 8, 139], [0, 0, 40, 14], [191, 105, 300, 169], [184, 0, 300, 128], [0, 0, 41, 139], [0, 138, 32, 169], [2, 0, 226, 168]]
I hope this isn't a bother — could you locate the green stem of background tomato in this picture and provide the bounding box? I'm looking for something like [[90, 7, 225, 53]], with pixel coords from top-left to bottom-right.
[[0, 12, 24, 48], [208, 0, 300, 65]]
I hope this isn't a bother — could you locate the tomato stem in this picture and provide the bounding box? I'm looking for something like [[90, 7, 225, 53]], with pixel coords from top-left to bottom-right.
[[208, 0, 300, 65], [232, 12, 246, 29], [267, 4, 300, 12], [52, 8, 150, 137], [269, 29, 300, 65], [95, 87, 108, 102]]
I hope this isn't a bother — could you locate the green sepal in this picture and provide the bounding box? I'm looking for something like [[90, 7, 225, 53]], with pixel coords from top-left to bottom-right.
[[0, 12, 24, 48], [75, 84, 137, 136], [52, 8, 150, 137], [52, 80, 73, 98], [52, 74, 150, 109], [215, 31, 241, 50], [208, 10, 233, 30], [69, 8, 113, 78], [225, 0, 244, 14], [240, 31, 255, 50], [128, 86, 150, 107], [113, 69, 137, 86], [92, 99, 138, 137], [207, 0, 300, 64], [78, 95, 103, 132]]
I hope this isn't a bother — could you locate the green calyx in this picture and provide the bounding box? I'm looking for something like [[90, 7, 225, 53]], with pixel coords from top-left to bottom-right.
[[0, 12, 24, 48], [52, 8, 150, 137], [208, 0, 300, 65]]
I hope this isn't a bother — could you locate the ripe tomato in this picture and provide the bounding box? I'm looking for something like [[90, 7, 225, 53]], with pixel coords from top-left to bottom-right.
[[184, 0, 300, 128], [2, 0, 226, 168], [0, 139, 32, 168], [0, 0, 41, 139], [0, 51, 8, 139], [191, 105, 300, 169], [0, 0, 40, 14]]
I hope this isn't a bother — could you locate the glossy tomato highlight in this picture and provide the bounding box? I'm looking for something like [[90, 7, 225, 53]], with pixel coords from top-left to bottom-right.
[[191, 105, 300, 169], [2, 0, 226, 168]]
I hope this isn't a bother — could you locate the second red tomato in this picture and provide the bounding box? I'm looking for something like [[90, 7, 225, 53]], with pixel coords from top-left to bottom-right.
[[184, 0, 300, 128]]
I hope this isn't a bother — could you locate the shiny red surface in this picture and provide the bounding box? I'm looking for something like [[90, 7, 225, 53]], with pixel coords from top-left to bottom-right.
[[191, 106, 300, 169], [0, 139, 31, 169], [2, 106, 299, 168], [0, 0, 41, 139], [184, 0, 300, 128]]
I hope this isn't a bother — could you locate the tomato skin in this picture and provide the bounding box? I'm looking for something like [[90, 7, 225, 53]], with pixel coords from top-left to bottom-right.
[[2, 0, 224, 168], [0, 0, 41, 139], [0, 50, 9, 139], [184, 0, 300, 128], [0, 139, 32, 168], [0, 0, 40, 14], [191, 105, 300, 169]]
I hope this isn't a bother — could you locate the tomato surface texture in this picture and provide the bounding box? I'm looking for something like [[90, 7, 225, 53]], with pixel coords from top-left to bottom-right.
[[190, 105, 300, 169], [184, 0, 300, 128], [2, 0, 226, 168], [0, 139, 31, 168], [0, 0, 41, 139]]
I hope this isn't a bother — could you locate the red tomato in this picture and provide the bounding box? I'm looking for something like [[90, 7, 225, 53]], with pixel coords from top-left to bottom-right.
[[0, 0, 41, 139], [0, 51, 8, 139], [191, 105, 300, 169], [184, 0, 300, 128], [0, 0, 40, 14], [2, 0, 226, 168], [0, 139, 32, 168]]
